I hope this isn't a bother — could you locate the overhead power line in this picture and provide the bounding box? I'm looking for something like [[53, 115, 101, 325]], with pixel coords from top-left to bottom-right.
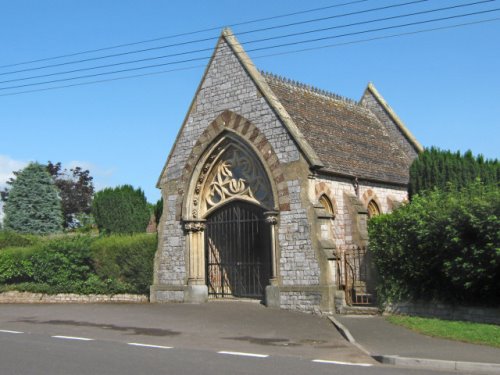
[[0, 6, 498, 92], [0, 0, 430, 76], [0, 0, 489, 86], [0, 0, 372, 69], [1, 16, 498, 98]]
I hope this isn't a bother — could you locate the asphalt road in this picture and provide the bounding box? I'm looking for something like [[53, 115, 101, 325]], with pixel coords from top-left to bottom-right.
[[0, 302, 476, 375]]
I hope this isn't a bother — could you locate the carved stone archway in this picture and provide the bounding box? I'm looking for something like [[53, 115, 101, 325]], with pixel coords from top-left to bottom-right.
[[182, 132, 279, 302]]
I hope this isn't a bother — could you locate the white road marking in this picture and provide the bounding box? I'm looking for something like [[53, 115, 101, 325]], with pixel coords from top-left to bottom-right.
[[51, 335, 94, 341], [0, 329, 24, 334], [127, 343, 173, 349], [312, 359, 373, 367], [218, 351, 269, 358]]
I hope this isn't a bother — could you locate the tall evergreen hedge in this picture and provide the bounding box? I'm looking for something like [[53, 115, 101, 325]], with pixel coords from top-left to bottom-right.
[[92, 185, 150, 234], [4, 163, 63, 234], [409, 147, 499, 197]]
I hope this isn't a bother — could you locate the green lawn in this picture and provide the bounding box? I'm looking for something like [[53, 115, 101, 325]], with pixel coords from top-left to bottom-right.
[[386, 315, 500, 348]]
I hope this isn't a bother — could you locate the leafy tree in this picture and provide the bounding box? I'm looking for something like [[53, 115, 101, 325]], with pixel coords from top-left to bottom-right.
[[409, 147, 499, 197], [92, 185, 150, 234], [3, 163, 63, 234], [46, 162, 94, 228]]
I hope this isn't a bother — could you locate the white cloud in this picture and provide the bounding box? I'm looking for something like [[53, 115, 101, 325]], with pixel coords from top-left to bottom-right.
[[0, 155, 29, 189]]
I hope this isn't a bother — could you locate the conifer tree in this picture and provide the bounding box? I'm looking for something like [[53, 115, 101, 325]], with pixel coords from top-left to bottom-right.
[[92, 185, 150, 234], [4, 163, 63, 234], [409, 147, 499, 197]]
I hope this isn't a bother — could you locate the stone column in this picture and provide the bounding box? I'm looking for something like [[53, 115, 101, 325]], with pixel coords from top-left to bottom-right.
[[264, 210, 280, 308], [183, 219, 208, 303]]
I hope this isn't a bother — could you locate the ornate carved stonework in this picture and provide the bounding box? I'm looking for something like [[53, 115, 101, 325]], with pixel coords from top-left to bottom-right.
[[183, 220, 206, 233], [191, 142, 273, 217], [264, 211, 279, 225]]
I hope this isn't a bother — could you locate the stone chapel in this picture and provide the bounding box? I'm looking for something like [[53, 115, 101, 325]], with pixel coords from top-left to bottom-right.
[[151, 29, 422, 313]]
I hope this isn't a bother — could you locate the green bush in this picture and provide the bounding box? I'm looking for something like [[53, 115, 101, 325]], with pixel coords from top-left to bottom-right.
[[92, 185, 150, 234], [0, 231, 37, 249], [0, 246, 36, 284], [369, 181, 500, 306], [91, 234, 157, 294], [29, 236, 94, 291], [0, 233, 157, 295]]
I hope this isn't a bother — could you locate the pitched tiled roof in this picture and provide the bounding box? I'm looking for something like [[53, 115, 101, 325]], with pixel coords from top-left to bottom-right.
[[262, 73, 413, 185]]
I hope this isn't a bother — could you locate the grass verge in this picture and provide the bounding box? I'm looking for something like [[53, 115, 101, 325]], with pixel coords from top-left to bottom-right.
[[386, 315, 500, 348]]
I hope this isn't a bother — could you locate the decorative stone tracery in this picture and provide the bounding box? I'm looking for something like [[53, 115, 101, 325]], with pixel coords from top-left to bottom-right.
[[204, 147, 272, 212], [190, 139, 274, 219]]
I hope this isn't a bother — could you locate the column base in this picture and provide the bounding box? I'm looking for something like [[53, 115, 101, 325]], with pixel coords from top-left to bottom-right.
[[265, 285, 280, 308], [184, 285, 208, 304]]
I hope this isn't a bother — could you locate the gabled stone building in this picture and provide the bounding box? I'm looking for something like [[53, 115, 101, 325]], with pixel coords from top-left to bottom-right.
[[151, 29, 422, 313]]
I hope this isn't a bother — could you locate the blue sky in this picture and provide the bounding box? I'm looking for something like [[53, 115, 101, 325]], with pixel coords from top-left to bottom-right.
[[1, 0, 499, 204]]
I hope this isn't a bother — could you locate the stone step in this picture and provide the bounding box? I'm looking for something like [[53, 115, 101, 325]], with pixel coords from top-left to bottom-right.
[[339, 305, 380, 315]]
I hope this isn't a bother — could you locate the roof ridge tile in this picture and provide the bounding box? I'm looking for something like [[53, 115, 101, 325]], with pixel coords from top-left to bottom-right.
[[260, 70, 358, 106]]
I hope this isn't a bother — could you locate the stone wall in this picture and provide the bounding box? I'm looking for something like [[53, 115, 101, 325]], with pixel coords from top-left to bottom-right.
[[0, 291, 148, 304], [279, 291, 321, 314], [312, 176, 407, 249], [385, 302, 500, 325], [279, 180, 319, 287], [360, 87, 419, 161]]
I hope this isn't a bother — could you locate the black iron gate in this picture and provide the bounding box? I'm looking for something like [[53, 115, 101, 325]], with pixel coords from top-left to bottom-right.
[[205, 201, 270, 299]]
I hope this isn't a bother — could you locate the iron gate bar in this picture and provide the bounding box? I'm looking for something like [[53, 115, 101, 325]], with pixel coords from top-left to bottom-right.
[[205, 201, 270, 299]]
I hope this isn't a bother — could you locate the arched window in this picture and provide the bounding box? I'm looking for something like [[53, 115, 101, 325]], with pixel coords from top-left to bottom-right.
[[318, 194, 335, 241], [319, 194, 334, 215], [367, 199, 380, 218]]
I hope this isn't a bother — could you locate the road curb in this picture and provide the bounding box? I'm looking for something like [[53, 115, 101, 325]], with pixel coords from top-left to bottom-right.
[[327, 315, 500, 373]]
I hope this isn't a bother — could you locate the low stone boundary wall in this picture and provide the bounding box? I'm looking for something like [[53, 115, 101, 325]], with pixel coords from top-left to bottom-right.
[[0, 291, 148, 304], [385, 302, 500, 325]]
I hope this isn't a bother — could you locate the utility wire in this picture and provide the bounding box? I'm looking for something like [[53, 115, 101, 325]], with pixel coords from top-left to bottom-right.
[[245, 7, 500, 53], [1, 16, 498, 98], [0, 7, 498, 92], [253, 17, 500, 59], [0, 0, 430, 76], [0, 0, 372, 69], [0, 0, 488, 86]]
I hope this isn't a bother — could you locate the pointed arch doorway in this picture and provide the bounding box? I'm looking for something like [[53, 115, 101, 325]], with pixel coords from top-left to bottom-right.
[[183, 132, 279, 303], [205, 201, 271, 298]]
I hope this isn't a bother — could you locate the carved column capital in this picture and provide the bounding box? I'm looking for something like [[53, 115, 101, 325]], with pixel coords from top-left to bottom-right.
[[183, 219, 206, 233], [264, 210, 279, 225]]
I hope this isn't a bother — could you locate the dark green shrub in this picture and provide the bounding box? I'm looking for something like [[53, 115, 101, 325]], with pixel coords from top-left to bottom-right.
[[30, 236, 94, 291], [154, 197, 163, 226], [409, 147, 499, 197], [0, 246, 36, 284], [369, 181, 500, 306], [91, 234, 157, 294], [0, 233, 156, 295], [0, 231, 37, 249], [92, 185, 150, 234]]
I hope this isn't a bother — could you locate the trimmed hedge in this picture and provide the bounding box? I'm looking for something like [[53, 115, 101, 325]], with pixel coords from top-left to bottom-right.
[[369, 181, 500, 306], [91, 234, 157, 294], [0, 233, 157, 295], [0, 231, 36, 249]]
